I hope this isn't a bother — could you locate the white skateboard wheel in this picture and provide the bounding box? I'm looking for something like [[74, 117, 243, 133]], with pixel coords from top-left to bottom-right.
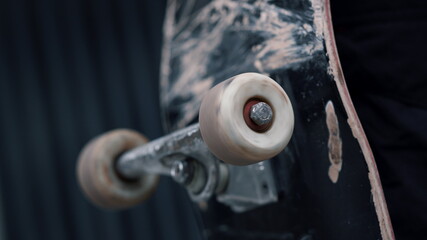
[[199, 73, 294, 165], [77, 129, 159, 209]]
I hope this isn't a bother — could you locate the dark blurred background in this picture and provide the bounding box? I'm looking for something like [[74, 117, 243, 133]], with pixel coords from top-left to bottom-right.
[[332, 1, 427, 239], [0, 0, 202, 239]]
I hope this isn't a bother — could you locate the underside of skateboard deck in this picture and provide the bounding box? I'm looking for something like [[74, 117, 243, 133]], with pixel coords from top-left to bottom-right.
[[160, 0, 395, 239]]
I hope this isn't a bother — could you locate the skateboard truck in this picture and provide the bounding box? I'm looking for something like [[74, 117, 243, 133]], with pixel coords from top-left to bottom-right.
[[77, 73, 294, 212], [116, 124, 223, 203]]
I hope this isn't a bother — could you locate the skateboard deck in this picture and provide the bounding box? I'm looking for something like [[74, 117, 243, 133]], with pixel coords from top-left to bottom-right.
[[159, 0, 395, 239]]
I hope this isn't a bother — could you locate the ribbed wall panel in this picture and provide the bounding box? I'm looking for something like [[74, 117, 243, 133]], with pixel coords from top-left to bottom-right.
[[0, 0, 202, 239]]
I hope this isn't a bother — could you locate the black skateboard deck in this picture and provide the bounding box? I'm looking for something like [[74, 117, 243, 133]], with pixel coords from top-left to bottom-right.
[[160, 0, 395, 239]]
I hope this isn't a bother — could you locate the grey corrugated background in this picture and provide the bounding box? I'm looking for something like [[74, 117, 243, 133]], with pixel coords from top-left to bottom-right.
[[0, 0, 202, 239]]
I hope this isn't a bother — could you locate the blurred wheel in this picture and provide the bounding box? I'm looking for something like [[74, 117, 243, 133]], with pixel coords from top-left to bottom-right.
[[77, 129, 159, 209]]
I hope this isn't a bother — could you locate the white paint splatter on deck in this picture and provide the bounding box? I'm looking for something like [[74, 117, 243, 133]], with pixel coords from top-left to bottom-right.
[[325, 101, 342, 183], [161, 0, 323, 129]]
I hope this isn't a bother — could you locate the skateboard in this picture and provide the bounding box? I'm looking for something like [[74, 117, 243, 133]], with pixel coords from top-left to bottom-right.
[[76, 0, 395, 239]]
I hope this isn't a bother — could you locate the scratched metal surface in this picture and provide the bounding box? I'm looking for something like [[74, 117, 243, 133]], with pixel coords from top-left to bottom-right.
[[161, 0, 383, 239]]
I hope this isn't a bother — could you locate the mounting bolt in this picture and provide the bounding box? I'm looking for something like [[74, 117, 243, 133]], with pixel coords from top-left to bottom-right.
[[170, 159, 192, 185], [250, 102, 273, 126]]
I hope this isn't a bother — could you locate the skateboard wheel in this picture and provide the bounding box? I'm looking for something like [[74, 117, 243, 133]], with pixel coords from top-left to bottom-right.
[[77, 129, 159, 209], [199, 73, 294, 165]]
